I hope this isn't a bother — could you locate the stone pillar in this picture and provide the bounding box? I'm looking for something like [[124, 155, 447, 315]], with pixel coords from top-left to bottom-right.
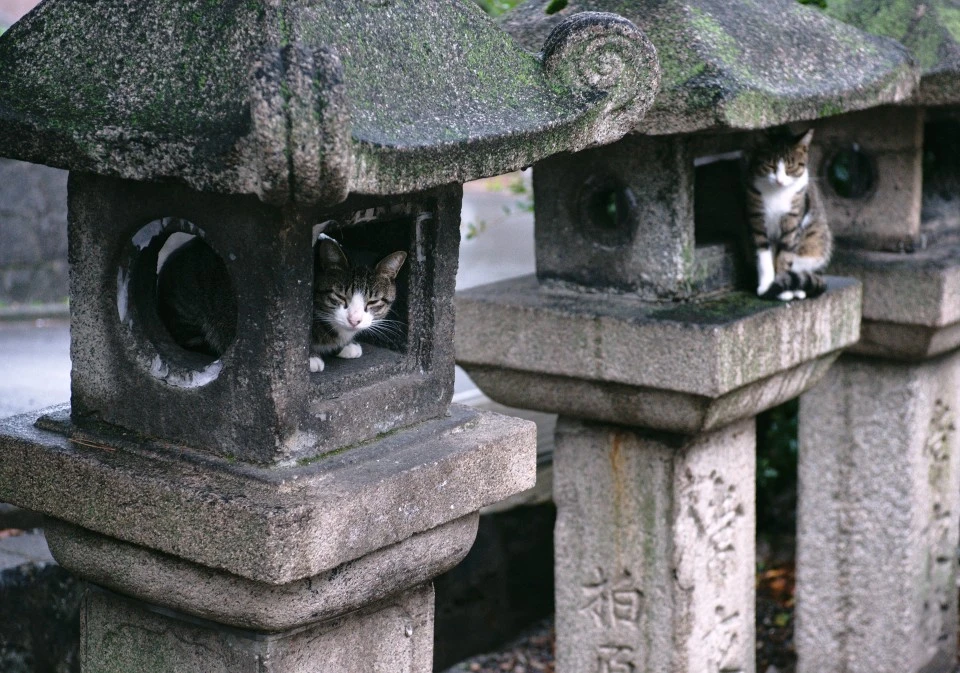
[[457, 136, 863, 672], [796, 107, 960, 673], [797, 353, 960, 673], [554, 418, 755, 673]]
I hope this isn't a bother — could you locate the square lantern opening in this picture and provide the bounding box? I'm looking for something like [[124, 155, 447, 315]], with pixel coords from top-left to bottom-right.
[[921, 114, 960, 243], [692, 150, 748, 294], [306, 215, 413, 384]]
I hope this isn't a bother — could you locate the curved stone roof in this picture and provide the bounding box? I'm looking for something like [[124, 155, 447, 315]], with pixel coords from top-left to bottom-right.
[[0, 2, 659, 206], [820, 0, 960, 105], [502, 0, 919, 135]]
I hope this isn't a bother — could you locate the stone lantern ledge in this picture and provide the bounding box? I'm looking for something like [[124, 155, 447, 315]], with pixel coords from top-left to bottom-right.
[[456, 275, 861, 434], [820, 0, 960, 106], [0, 1, 660, 208], [503, 0, 918, 136], [0, 403, 535, 588], [831, 244, 960, 360]]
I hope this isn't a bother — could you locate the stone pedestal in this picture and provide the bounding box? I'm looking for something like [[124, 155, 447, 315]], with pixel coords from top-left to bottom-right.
[[81, 585, 433, 673], [457, 276, 862, 673], [797, 352, 960, 673], [0, 404, 536, 673], [554, 418, 755, 673]]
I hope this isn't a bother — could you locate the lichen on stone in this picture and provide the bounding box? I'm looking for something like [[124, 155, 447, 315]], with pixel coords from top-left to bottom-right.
[[502, 0, 920, 134]]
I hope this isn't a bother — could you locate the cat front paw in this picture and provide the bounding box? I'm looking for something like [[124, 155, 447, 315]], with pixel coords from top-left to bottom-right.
[[337, 342, 362, 359], [777, 290, 795, 301], [309, 356, 325, 372], [757, 281, 773, 297]]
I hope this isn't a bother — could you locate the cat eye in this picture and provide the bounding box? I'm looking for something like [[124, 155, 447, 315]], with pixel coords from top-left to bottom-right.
[[366, 299, 384, 308]]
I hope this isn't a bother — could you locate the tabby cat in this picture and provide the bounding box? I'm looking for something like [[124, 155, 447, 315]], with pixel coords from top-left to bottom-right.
[[309, 237, 406, 373], [156, 235, 405, 371], [747, 129, 832, 301]]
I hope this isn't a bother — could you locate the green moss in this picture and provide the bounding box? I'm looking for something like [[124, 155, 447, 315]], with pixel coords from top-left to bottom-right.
[[688, 6, 743, 69], [819, 100, 845, 117], [824, 0, 950, 71], [937, 5, 960, 44]]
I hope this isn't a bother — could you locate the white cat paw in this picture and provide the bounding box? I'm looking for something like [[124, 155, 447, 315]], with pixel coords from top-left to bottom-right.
[[757, 283, 772, 297], [309, 356, 325, 372], [777, 291, 795, 301], [337, 342, 362, 359], [794, 290, 807, 300]]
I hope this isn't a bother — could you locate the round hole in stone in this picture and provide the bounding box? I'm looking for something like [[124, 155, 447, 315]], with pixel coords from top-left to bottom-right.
[[578, 176, 636, 247], [825, 144, 875, 199], [119, 218, 238, 387]]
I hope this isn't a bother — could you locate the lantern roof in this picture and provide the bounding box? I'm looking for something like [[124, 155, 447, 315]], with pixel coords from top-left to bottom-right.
[[502, 0, 918, 135], [820, 0, 960, 106], [0, 1, 659, 206]]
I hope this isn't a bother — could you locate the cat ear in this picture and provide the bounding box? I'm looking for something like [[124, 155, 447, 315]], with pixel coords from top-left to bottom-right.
[[316, 238, 349, 271], [375, 251, 407, 280], [796, 129, 814, 148]]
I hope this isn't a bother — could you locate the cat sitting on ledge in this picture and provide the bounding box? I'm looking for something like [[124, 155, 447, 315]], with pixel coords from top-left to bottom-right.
[[747, 128, 833, 302], [309, 236, 406, 373]]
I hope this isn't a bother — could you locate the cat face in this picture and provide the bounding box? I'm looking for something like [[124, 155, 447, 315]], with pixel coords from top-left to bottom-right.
[[313, 238, 406, 338], [752, 129, 813, 189]]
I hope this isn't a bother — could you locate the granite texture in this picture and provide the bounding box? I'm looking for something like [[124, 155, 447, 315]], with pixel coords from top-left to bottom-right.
[[503, 0, 918, 135], [0, 1, 660, 207], [68, 175, 461, 463], [45, 516, 477, 632], [821, 0, 960, 105], [0, 404, 537, 586], [830, 244, 960, 360], [456, 275, 861, 399], [81, 584, 434, 673], [797, 351, 960, 673], [809, 106, 925, 251], [464, 355, 839, 435], [553, 418, 756, 673]]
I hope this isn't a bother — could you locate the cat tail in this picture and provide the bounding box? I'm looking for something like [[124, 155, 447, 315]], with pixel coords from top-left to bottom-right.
[[764, 270, 827, 299]]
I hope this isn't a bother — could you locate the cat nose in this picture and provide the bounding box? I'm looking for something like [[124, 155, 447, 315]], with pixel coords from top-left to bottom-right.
[[347, 315, 362, 327]]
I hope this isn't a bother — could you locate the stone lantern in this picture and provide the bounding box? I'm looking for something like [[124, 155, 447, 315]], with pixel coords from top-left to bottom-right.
[[0, 2, 660, 671], [789, 3, 960, 672], [456, 1, 916, 671]]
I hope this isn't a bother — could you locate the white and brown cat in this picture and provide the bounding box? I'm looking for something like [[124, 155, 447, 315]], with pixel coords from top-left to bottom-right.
[[747, 129, 832, 301], [309, 237, 406, 373]]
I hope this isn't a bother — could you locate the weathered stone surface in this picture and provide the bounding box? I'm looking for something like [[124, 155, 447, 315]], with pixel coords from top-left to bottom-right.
[[830, 244, 960, 359], [797, 351, 960, 673], [810, 106, 925, 250], [553, 418, 755, 673], [45, 515, 476, 632], [503, 0, 917, 135], [532, 134, 696, 298], [0, 532, 81, 673], [820, 0, 960, 105], [0, 158, 68, 304], [456, 274, 861, 400], [0, 2, 660, 207], [81, 583, 434, 673], [0, 403, 537, 585], [465, 354, 838, 435], [69, 175, 461, 463]]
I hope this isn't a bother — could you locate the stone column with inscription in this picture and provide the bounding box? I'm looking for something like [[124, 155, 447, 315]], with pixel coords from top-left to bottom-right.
[[794, 10, 960, 665], [464, 2, 918, 671]]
